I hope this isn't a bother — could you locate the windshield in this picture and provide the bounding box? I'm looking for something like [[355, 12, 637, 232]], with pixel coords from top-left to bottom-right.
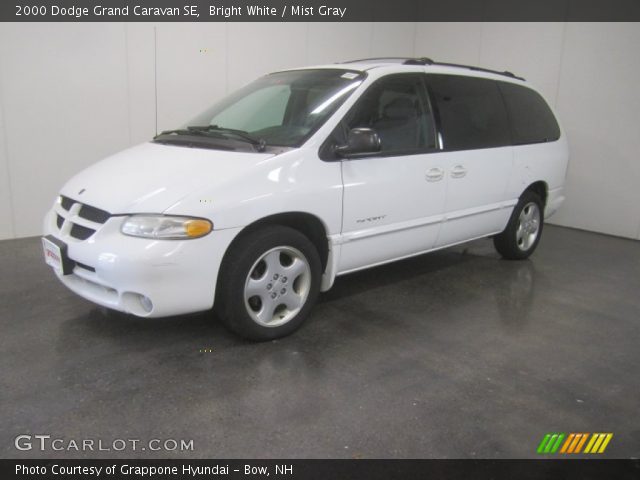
[[184, 69, 365, 148]]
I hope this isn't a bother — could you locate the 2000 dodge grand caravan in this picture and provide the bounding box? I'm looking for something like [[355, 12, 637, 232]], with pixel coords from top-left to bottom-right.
[[43, 57, 568, 340]]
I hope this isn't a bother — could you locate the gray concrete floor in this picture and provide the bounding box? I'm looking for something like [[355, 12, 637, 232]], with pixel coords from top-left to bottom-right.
[[1, 225, 639, 459]]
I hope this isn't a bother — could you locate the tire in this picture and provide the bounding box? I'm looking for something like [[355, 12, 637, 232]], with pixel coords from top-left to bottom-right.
[[493, 191, 544, 260], [215, 225, 322, 341]]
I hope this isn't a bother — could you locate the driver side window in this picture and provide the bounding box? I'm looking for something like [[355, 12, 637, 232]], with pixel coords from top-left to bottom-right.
[[346, 74, 436, 154]]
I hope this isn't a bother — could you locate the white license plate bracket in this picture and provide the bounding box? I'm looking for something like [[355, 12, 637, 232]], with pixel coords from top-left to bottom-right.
[[42, 235, 74, 275]]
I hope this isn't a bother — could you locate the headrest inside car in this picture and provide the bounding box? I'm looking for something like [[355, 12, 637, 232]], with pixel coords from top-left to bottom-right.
[[383, 97, 416, 120]]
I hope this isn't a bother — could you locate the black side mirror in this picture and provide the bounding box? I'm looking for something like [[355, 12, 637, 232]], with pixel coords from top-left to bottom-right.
[[335, 128, 381, 158]]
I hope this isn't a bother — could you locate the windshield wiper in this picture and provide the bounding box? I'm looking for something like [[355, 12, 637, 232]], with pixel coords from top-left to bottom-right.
[[156, 126, 267, 152], [156, 128, 225, 139], [188, 125, 267, 152]]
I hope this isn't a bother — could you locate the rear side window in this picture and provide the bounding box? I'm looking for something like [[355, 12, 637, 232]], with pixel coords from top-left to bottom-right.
[[498, 82, 561, 145], [427, 74, 510, 151]]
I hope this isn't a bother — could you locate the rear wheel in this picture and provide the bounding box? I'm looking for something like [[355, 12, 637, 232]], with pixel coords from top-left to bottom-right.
[[493, 191, 544, 260], [216, 225, 321, 341]]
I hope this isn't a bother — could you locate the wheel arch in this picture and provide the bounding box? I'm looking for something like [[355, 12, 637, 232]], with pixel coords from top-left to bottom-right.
[[219, 211, 331, 276], [523, 181, 548, 206]]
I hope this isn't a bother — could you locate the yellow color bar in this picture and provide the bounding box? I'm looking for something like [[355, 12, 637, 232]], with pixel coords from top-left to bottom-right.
[[590, 434, 606, 453], [598, 434, 613, 453], [583, 434, 598, 453]]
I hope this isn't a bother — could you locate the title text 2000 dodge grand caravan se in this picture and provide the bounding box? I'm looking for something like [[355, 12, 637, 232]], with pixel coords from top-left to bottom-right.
[[43, 57, 568, 340]]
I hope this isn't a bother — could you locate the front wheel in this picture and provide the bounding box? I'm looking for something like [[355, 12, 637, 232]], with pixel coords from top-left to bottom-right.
[[216, 225, 321, 341], [493, 191, 544, 260]]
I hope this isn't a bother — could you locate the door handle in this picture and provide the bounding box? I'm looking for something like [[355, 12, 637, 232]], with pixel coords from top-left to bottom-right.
[[425, 167, 444, 182], [451, 165, 467, 179]]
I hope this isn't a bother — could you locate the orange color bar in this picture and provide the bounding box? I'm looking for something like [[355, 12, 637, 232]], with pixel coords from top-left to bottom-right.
[[567, 434, 582, 453], [560, 434, 575, 454]]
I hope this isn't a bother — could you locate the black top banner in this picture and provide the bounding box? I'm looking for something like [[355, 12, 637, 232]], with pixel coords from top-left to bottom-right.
[[2, 0, 640, 22]]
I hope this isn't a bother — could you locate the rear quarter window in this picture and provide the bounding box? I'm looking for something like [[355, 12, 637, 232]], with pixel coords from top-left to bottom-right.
[[427, 74, 510, 151], [498, 82, 561, 145]]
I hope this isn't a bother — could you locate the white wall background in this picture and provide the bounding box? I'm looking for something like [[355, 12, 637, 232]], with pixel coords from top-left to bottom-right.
[[0, 22, 638, 240]]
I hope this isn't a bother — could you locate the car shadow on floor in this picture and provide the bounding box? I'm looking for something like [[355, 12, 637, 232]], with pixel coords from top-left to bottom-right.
[[54, 236, 541, 353]]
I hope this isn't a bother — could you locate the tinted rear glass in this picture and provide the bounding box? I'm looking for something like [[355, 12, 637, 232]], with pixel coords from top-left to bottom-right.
[[498, 82, 561, 145], [427, 74, 510, 151]]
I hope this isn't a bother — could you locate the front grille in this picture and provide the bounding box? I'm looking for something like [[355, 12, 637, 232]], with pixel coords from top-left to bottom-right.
[[70, 223, 95, 240], [78, 204, 110, 224], [74, 260, 96, 272], [55, 196, 112, 241], [60, 195, 74, 211]]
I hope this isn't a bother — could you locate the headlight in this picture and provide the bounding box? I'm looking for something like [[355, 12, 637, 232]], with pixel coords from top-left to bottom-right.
[[121, 215, 213, 239]]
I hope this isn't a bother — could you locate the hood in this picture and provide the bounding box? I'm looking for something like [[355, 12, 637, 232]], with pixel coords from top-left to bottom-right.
[[59, 142, 277, 214]]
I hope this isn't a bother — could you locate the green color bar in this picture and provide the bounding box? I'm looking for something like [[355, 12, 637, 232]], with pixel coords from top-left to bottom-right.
[[537, 434, 552, 454], [544, 434, 559, 453], [550, 433, 565, 453]]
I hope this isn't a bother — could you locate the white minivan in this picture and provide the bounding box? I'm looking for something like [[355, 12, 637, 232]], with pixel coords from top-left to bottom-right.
[[43, 57, 568, 340]]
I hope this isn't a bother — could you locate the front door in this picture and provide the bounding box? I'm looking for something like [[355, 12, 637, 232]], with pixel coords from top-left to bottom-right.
[[337, 73, 448, 273]]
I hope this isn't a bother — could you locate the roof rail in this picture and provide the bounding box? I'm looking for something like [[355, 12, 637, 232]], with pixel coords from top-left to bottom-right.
[[403, 57, 435, 65], [418, 60, 525, 81], [340, 56, 524, 81], [341, 57, 415, 64]]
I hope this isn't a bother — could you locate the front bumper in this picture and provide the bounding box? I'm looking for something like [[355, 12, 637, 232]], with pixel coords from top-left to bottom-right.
[[43, 208, 241, 317]]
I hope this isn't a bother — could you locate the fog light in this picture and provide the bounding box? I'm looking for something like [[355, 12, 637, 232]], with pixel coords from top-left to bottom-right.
[[122, 292, 154, 316]]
